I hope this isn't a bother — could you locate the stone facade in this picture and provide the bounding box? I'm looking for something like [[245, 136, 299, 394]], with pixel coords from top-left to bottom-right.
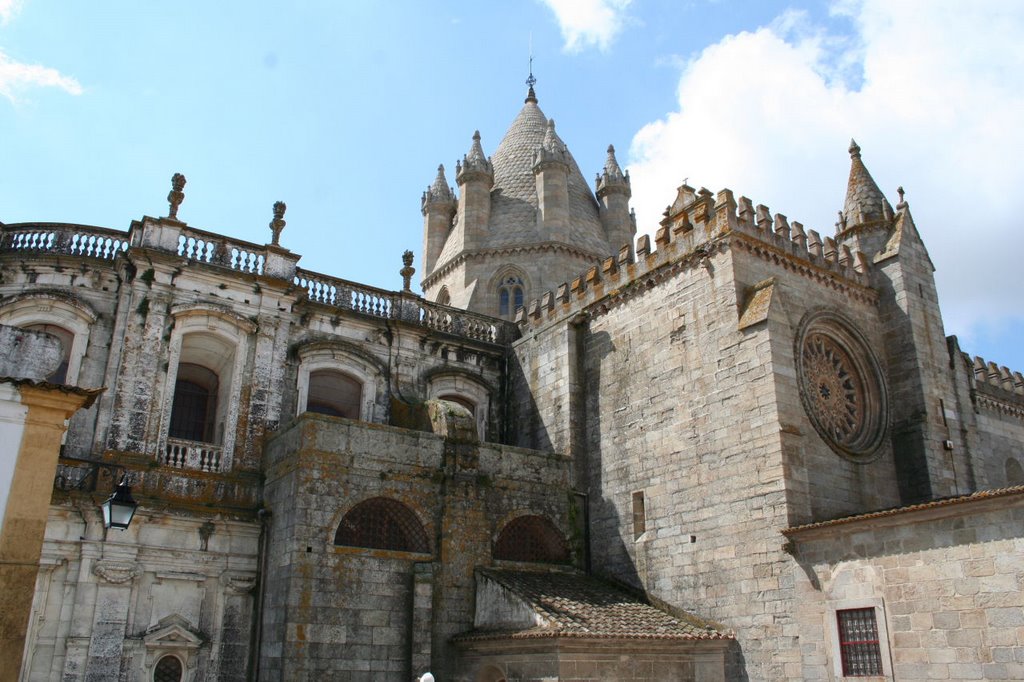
[[0, 86, 1021, 681]]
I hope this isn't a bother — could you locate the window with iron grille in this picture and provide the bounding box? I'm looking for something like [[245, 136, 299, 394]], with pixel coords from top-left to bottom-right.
[[153, 655, 183, 682], [494, 515, 570, 563], [837, 607, 883, 676], [334, 497, 429, 553]]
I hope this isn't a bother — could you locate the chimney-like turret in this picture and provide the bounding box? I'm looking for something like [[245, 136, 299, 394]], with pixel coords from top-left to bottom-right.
[[455, 131, 493, 251], [533, 119, 571, 243], [421, 165, 456, 276], [596, 144, 634, 254]]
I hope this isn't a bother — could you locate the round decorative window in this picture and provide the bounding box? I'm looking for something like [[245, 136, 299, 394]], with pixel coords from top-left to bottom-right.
[[796, 312, 888, 460]]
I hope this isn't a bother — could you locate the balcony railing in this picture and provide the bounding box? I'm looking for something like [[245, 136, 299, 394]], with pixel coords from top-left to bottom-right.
[[295, 267, 518, 345], [161, 438, 224, 472], [177, 226, 265, 275], [1, 223, 129, 260]]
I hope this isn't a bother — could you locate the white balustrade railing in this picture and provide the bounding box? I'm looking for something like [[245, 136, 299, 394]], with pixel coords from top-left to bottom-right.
[[162, 438, 223, 473]]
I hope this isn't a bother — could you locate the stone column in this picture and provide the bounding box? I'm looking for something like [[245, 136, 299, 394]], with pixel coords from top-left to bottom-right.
[[0, 383, 97, 682]]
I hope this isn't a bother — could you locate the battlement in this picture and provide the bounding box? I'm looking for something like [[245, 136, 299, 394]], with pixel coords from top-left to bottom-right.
[[969, 354, 1024, 396], [515, 184, 878, 331]]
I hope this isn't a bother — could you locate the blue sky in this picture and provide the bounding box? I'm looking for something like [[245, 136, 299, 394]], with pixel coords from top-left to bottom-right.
[[2, 1, 1023, 372]]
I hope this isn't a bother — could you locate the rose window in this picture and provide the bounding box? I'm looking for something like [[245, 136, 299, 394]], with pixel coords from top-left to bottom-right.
[[796, 314, 887, 459]]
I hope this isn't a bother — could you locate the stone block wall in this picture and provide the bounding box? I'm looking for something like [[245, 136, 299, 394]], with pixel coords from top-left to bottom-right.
[[260, 414, 574, 680], [23, 505, 259, 682], [787, 490, 1024, 681]]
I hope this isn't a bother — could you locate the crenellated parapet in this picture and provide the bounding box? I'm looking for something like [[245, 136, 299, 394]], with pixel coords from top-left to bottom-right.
[[514, 182, 879, 331], [967, 354, 1024, 418]]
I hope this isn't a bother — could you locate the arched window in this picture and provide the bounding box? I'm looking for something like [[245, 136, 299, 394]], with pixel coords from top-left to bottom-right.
[[306, 370, 362, 418], [24, 323, 74, 383], [153, 655, 183, 682], [494, 515, 570, 564], [168, 363, 218, 442], [497, 275, 525, 319], [168, 334, 235, 445], [436, 287, 451, 306], [1006, 458, 1024, 486], [335, 497, 429, 554]]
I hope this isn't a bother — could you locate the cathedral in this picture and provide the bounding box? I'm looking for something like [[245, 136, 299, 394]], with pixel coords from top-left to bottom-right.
[[0, 83, 1022, 682]]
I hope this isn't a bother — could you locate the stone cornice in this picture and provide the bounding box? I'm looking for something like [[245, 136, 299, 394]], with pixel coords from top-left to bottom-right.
[[423, 242, 606, 289]]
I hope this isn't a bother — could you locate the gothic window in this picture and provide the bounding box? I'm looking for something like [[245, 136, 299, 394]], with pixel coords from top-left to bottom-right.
[[497, 275, 525, 319], [24, 323, 74, 383], [305, 369, 362, 419], [436, 287, 451, 306], [796, 312, 888, 460], [153, 655, 183, 682], [335, 497, 429, 554], [836, 608, 883, 676], [494, 515, 570, 564]]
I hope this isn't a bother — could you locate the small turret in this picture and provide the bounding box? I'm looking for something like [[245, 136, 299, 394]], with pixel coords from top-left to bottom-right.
[[455, 131, 494, 250], [596, 145, 634, 253], [533, 119, 571, 242], [837, 140, 895, 257], [422, 165, 456, 276]]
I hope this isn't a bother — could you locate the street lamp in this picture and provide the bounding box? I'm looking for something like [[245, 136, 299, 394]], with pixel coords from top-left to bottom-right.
[[101, 475, 138, 530]]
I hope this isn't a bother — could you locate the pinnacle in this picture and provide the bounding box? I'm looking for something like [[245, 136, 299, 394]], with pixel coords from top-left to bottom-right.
[[525, 85, 538, 104], [842, 139, 886, 228], [604, 144, 623, 176]]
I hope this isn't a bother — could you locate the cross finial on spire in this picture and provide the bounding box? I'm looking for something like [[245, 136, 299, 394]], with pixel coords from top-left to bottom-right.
[[525, 35, 538, 103]]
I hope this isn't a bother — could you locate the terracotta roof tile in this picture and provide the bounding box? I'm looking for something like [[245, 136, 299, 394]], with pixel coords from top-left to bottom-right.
[[457, 569, 731, 642]]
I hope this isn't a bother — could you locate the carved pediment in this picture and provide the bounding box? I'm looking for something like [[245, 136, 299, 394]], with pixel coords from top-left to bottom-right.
[[143, 614, 204, 650]]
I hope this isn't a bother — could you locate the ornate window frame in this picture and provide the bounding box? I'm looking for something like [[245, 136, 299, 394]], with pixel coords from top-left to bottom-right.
[[425, 370, 492, 441], [142, 614, 204, 682], [489, 266, 530, 320], [295, 341, 383, 422], [795, 311, 889, 462], [159, 304, 254, 470], [0, 291, 97, 386]]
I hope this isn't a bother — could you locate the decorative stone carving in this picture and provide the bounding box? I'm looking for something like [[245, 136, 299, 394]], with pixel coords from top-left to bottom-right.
[[796, 312, 888, 460], [220, 570, 257, 594], [93, 560, 141, 584], [269, 201, 287, 246], [401, 250, 415, 292], [167, 173, 186, 220]]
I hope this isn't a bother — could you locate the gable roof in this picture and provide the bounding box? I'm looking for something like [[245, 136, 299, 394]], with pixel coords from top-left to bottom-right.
[[457, 568, 731, 642]]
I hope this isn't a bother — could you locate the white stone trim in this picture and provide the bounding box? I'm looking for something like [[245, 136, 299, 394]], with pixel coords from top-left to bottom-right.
[[0, 293, 97, 386], [427, 372, 491, 441], [158, 306, 253, 471], [296, 345, 380, 422], [826, 597, 894, 681]]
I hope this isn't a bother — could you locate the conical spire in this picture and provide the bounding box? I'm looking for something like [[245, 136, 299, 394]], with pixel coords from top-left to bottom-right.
[[842, 139, 887, 229], [422, 164, 455, 210], [596, 144, 630, 197], [542, 119, 562, 152], [457, 130, 493, 183]]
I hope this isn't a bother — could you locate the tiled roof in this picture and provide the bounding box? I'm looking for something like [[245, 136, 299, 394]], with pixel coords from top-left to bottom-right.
[[457, 569, 731, 642], [842, 139, 887, 227], [436, 93, 612, 268], [784, 485, 1024, 534]]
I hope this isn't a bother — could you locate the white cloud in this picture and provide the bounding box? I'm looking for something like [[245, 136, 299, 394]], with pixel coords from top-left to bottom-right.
[[0, 0, 22, 25], [0, 48, 82, 101], [540, 0, 631, 53], [627, 0, 1024, 358]]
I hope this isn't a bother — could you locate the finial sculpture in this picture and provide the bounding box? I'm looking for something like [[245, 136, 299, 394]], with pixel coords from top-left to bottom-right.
[[400, 250, 415, 292], [836, 210, 847, 231], [269, 201, 287, 246], [896, 186, 906, 208], [167, 173, 186, 220]]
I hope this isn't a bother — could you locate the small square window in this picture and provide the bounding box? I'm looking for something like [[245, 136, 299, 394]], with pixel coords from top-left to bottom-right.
[[631, 491, 646, 540], [837, 608, 883, 676]]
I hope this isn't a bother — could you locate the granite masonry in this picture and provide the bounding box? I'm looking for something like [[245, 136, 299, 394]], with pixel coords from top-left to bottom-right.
[[0, 85, 1021, 681]]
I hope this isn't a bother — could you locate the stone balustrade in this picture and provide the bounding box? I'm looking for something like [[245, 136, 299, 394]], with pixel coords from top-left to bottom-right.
[[295, 267, 518, 344], [162, 438, 224, 473], [177, 226, 266, 275], [1, 223, 129, 260]]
